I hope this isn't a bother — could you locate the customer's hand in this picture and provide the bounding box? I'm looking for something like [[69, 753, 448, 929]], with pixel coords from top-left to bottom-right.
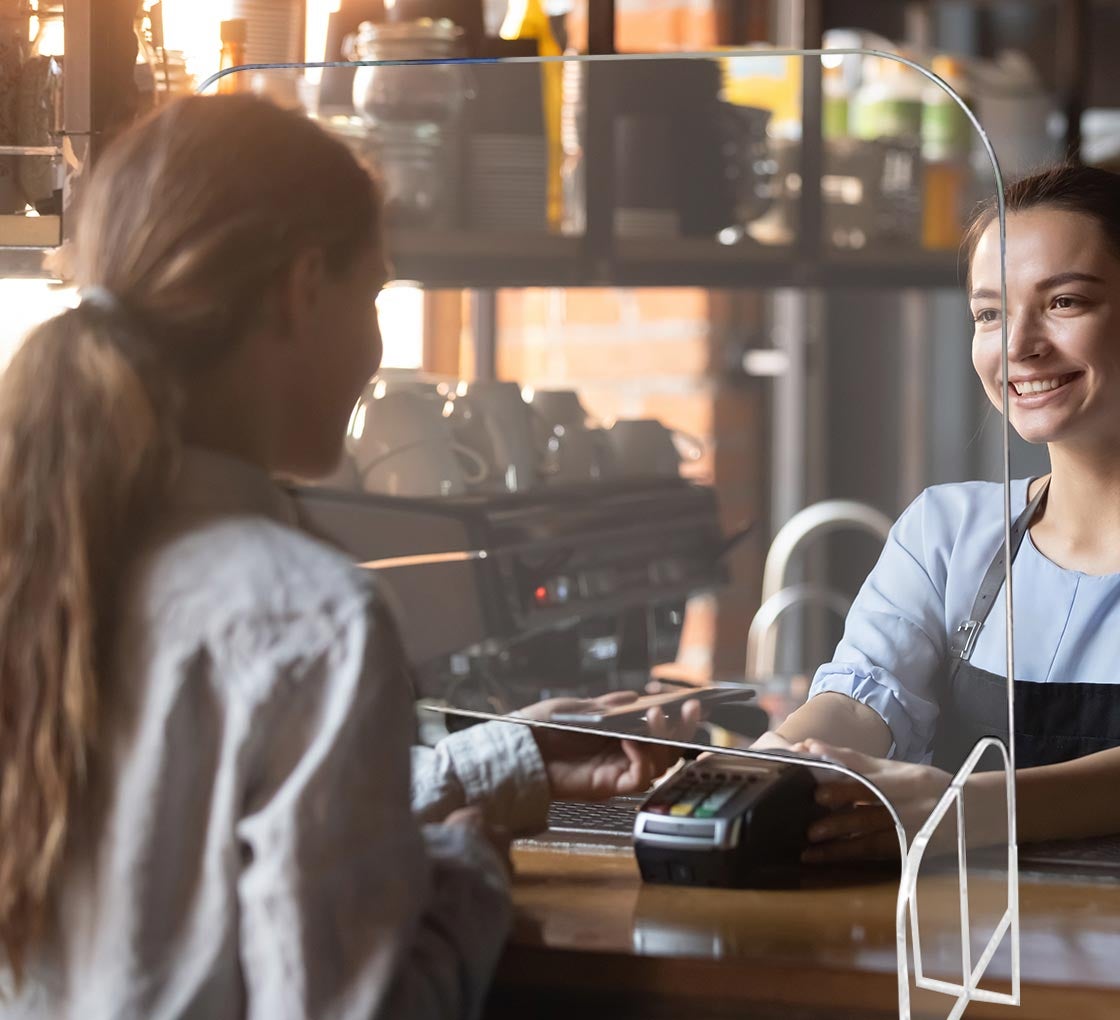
[[518, 691, 701, 801], [696, 727, 796, 765], [793, 740, 952, 862], [445, 805, 513, 874]]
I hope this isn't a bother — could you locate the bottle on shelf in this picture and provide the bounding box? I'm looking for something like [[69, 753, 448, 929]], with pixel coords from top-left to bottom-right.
[[0, 0, 31, 214], [17, 2, 64, 215], [134, 4, 161, 114], [850, 53, 923, 143], [849, 51, 925, 249], [29, 1, 64, 56], [921, 54, 973, 251], [500, 0, 562, 231], [218, 18, 248, 95], [821, 59, 850, 140]]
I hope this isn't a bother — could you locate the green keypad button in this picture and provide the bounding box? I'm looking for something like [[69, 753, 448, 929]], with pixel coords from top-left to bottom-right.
[[692, 784, 742, 818], [668, 788, 711, 817]]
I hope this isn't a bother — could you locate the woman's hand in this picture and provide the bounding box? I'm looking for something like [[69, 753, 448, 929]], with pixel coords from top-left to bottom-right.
[[517, 691, 702, 801], [793, 739, 953, 862]]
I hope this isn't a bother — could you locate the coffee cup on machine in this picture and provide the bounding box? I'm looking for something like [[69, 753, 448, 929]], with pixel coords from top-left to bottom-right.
[[540, 425, 615, 485], [373, 367, 456, 396], [347, 389, 488, 497], [604, 419, 703, 479], [453, 380, 540, 492], [523, 387, 620, 485], [525, 388, 591, 432]]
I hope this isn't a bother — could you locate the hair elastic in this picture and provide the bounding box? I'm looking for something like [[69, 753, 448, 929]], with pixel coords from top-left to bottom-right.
[[75, 285, 157, 370], [78, 286, 128, 319]]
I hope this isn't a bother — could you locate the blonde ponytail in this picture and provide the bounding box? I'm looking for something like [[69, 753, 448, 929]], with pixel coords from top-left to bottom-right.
[[0, 305, 176, 975]]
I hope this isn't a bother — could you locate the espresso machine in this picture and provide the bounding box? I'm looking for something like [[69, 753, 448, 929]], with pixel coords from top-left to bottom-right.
[[293, 476, 736, 712], [292, 372, 744, 713]]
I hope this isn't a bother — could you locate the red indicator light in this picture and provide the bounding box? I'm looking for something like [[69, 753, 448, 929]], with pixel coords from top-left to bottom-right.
[[534, 585, 549, 603]]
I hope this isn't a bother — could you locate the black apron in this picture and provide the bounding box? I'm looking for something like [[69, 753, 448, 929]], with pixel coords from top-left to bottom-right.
[[931, 479, 1120, 771]]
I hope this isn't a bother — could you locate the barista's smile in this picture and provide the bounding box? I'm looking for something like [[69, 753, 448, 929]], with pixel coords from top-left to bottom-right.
[[1006, 371, 1082, 404]]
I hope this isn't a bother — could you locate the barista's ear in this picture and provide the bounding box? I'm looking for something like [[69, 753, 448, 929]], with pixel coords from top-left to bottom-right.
[[269, 247, 328, 341]]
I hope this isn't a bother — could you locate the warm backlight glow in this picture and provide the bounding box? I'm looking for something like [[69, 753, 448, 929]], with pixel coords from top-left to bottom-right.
[[305, 0, 342, 82], [0, 281, 76, 371], [377, 285, 424, 369], [0, 281, 424, 375], [162, 0, 234, 88]]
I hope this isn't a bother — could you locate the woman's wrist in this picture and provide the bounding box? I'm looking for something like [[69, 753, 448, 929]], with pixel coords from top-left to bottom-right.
[[961, 769, 1018, 847]]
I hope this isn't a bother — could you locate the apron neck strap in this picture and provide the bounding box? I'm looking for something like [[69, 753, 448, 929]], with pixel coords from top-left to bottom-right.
[[950, 477, 1050, 660]]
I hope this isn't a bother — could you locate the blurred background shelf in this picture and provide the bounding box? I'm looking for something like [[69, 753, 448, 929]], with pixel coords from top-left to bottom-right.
[[611, 239, 963, 289], [386, 229, 963, 290], [815, 247, 965, 289], [387, 230, 586, 288]]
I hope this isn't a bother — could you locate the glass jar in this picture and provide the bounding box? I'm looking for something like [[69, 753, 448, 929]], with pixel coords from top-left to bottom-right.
[[134, 5, 161, 113], [30, 1, 63, 56], [345, 18, 465, 229], [0, 0, 30, 213], [17, 2, 63, 214], [218, 18, 248, 95]]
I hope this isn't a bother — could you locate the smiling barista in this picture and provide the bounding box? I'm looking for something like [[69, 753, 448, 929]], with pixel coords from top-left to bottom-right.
[[749, 165, 1120, 860]]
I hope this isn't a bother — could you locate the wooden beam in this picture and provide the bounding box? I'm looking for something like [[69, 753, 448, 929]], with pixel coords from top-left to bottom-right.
[[90, 0, 140, 157], [587, 0, 614, 55], [423, 291, 464, 377], [1055, 0, 1091, 163], [714, 0, 769, 45]]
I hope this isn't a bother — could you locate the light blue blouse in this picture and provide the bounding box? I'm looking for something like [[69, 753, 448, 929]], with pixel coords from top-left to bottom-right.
[[809, 478, 1120, 763]]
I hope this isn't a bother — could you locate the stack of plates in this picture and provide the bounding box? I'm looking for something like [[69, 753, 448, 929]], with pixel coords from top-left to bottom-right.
[[231, 0, 302, 64], [467, 133, 548, 233]]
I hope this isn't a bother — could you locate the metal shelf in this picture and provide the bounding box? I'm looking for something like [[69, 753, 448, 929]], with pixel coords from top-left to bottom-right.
[[388, 230, 586, 289], [613, 238, 962, 289], [386, 228, 962, 290], [0, 146, 63, 157], [815, 247, 964, 290], [0, 227, 963, 291], [0, 246, 54, 279]]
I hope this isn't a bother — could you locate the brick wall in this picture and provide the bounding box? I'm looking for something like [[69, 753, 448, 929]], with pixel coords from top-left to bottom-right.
[[497, 288, 711, 438], [567, 0, 720, 52]]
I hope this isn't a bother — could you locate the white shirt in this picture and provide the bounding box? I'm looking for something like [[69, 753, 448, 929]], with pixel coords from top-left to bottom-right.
[[810, 479, 1120, 762], [1, 447, 550, 1020]]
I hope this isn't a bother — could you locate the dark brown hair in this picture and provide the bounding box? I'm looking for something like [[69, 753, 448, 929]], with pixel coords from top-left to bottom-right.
[[0, 94, 379, 977], [963, 164, 1120, 287]]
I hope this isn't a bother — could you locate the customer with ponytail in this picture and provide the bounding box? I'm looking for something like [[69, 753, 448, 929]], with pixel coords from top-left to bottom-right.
[[0, 95, 694, 1019]]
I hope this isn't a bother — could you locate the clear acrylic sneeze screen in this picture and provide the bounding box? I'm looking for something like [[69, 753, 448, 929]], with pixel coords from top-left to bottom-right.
[[207, 50, 1017, 1018]]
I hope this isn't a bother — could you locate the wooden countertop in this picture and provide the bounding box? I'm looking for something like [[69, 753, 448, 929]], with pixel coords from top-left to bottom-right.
[[484, 842, 1120, 1020]]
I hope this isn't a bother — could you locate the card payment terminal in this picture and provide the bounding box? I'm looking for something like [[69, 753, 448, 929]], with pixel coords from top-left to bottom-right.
[[633, 757, 825, 889]]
